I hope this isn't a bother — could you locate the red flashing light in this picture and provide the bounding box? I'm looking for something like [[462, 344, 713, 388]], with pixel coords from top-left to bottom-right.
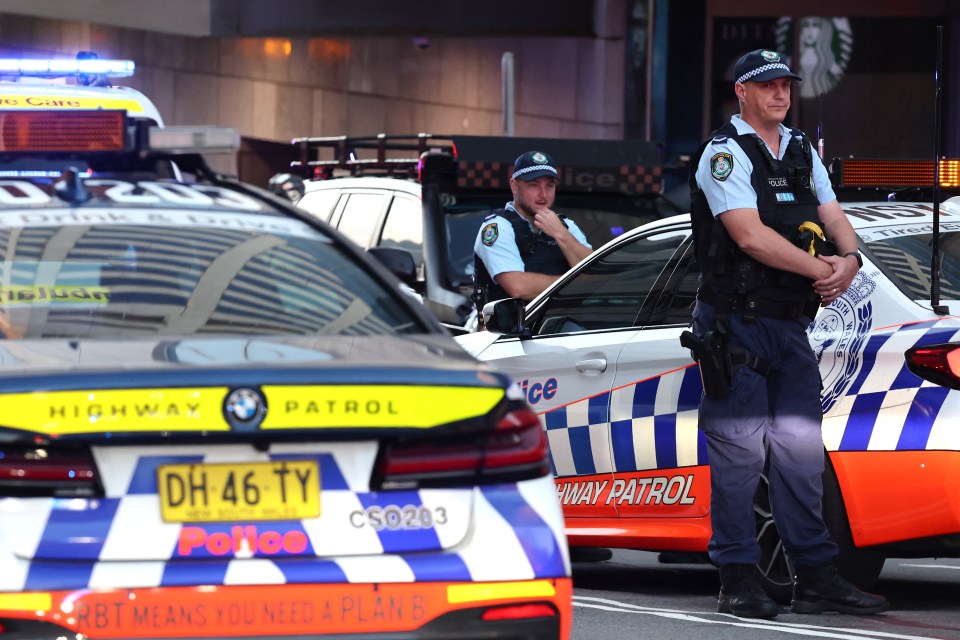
[[0, 110, 125, 153], [839, 158, 960, 188]]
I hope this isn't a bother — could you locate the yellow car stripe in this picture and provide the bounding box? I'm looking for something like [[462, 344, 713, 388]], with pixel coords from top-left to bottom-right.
[[1, 388, 231, 435], [0, 95, 144, 112], [0, 592, 52, 612], [447, 580, 557, 604], [260, 385, 503, 429], [0, 385, 504, 434]]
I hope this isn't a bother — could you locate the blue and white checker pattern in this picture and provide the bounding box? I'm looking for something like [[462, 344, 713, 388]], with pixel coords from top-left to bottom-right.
[[543, 319, 960, 478], [0, 443, 569, 592], [545, 365, 706, 478], [823, 320, 960, 453]]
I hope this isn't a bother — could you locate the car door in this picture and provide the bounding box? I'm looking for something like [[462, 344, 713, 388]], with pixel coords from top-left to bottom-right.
[[475, 222, 691, 518], [606, 232, 711, 520]]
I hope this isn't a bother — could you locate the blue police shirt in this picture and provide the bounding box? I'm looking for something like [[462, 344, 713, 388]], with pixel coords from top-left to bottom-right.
[[474, 202, 591, 279], [695, 115, 836, 218]]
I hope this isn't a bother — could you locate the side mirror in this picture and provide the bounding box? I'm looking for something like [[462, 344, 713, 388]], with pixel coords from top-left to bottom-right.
[[368, 247, 417, 286], [482, 298, 530, 337]]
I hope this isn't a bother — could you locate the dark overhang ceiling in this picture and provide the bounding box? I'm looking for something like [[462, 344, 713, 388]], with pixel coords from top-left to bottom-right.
[[0, 0, 603, 38]]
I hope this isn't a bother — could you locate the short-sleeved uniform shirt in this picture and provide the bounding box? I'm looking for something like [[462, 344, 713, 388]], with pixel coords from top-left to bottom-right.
[[694, 115, 837, 218], [473, 202, 591, 279]]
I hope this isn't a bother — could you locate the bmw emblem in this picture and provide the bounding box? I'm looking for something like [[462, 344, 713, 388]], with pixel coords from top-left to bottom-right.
[[224, 387, 266, 431]]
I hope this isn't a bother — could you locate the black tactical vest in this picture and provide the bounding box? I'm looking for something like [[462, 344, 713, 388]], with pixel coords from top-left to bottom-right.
[[472, 207, 569, 308], [690, 122, 822, 308]]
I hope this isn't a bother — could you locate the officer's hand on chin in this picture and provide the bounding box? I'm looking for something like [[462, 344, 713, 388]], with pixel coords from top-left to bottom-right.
[[534, 209, 563, 236]]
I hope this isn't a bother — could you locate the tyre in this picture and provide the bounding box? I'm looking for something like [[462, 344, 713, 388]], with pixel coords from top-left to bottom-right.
[[753, 473, 794, 604], [752, 456, 887, 603]]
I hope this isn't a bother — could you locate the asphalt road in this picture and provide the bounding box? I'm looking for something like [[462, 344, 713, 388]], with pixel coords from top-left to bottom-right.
[[571, 549, 960, 640]]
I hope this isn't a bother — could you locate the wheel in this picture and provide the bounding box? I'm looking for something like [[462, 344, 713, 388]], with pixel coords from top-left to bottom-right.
[[822, 455, 886, 589], [753, 473, 794, 604]]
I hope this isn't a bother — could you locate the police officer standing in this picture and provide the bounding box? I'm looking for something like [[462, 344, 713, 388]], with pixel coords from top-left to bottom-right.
[[472, 151, 592, 313], [689, 50, 888, 618]]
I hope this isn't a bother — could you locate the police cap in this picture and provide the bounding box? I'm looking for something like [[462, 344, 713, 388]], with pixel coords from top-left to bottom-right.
[[511, 150, 559, 181], [734, 49, 802, 84]]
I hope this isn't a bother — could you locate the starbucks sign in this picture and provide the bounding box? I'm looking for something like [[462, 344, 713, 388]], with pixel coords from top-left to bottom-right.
[[776, 17, 854, 98]]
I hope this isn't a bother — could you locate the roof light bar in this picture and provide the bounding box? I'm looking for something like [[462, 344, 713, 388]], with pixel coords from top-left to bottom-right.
[[0, 58, 135, 78], [835, 158, 960, 188], [148, 126, 240, 154]]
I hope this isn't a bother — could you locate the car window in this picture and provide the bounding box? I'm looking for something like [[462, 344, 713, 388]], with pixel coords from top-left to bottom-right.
[[296, 188, 341, 222], [642, 239, 698, 326], [865, 230, 960, 300], [379, 195, 424, 275], [443, 201, 499, 287], [335, 193, 386, 247], [531, 227, 689, 335]]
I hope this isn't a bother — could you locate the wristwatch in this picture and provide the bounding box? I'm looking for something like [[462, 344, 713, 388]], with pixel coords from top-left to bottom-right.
[[843, 251, 863, 269]]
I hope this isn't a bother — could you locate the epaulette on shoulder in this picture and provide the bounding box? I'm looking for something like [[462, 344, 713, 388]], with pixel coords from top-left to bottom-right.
[[711, 135, 728, 144]]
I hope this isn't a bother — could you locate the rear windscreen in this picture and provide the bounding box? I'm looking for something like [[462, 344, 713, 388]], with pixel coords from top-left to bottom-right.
[[0, 212, 426, 339], [864, 230, 960, 300]]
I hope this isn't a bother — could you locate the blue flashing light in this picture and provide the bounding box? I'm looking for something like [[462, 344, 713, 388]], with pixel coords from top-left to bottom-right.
[[0, 58, 135, 78]]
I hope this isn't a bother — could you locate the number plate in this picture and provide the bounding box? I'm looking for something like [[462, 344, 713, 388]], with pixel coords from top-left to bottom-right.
[[157, 460, 320, 523]]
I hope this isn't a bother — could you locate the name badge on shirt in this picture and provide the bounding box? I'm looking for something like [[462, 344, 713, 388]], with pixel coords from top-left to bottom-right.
[[775, 192, 796, 202]]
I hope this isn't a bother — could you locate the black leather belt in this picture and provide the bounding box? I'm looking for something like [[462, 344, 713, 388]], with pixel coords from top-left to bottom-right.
[[698, 287, 813, 321]]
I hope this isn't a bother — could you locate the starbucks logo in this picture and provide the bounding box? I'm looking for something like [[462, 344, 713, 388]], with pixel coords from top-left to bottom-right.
[[776, 16, 853, 99]]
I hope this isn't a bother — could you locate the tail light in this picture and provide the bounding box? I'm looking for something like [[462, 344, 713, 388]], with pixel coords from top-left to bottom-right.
[[905, 343, 960, 389], [480, 603, 557, 621], [376, 404, 549, 488], [0, 447, 101, 497]]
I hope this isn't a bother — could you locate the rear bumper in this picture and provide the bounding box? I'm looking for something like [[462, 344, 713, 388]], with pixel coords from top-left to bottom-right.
[[1, 613, 560, 640], [0, 579, 572, 640]]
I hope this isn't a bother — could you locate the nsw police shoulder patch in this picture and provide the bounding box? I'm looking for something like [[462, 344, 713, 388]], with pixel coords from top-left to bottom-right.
[[710, 152, 733, 181], [481, 222, 499, 246]]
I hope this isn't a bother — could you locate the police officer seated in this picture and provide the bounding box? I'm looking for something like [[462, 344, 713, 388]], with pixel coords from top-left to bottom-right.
[[471, 150, 592, 320]]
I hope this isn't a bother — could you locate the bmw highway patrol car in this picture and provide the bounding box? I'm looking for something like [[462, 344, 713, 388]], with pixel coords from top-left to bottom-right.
[[0, 57, 570, 640], [458, 163, 960, 602]]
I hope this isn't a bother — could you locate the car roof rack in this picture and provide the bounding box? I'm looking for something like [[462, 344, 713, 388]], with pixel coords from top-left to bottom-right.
[[290, 132, 666, 194], [291, 133, 454, 179]]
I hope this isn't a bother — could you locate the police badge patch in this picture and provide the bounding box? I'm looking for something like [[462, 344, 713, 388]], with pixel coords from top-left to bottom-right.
[[710, 152, 733, 181], [481, 222, 499, 246]]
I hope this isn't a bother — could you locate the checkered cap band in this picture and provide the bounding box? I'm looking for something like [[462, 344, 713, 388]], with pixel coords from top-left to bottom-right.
[[737, 62, 792, 84], [512, 164, 558, 179]]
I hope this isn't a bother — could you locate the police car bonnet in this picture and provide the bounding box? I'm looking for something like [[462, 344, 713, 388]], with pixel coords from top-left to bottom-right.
[[734, 49, 802, 84], [512, 150, 559, 181]]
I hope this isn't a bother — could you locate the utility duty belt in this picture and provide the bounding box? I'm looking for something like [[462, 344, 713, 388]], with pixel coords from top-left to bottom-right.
[[680, 325, 773, 399], [697, 287, 817, 322]]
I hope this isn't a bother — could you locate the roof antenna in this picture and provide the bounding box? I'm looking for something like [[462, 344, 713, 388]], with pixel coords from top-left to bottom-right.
[[817, 93, 824, 160], [931, 24, 949, 315]]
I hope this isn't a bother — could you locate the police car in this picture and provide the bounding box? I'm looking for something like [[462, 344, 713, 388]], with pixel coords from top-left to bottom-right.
[[0, 58, 570, 640], [457, 160, 960, 601]]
